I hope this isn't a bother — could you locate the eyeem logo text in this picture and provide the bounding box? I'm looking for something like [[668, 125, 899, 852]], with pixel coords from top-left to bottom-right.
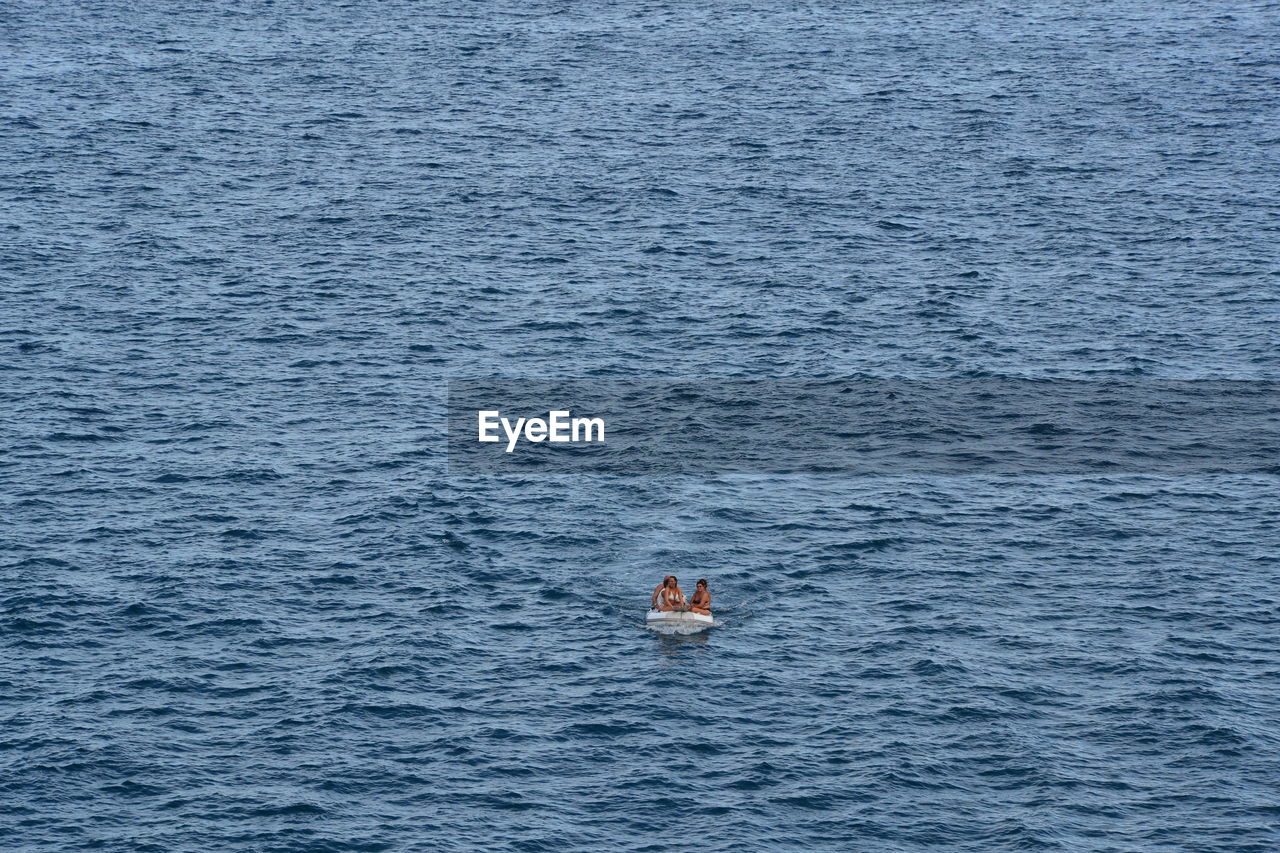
[[477, 410, 606, 453]]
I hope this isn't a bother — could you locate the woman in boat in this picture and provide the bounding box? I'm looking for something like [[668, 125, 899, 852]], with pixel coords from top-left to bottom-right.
[[688, 578, 711, 615], [651, 575, 686, 611]]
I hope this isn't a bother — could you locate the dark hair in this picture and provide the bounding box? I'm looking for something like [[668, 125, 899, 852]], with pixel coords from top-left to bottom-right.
[[666, 575, 677, 585], [696, 578, 707, 587]]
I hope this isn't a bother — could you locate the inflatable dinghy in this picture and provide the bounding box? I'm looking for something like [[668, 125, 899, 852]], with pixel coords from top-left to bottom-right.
[[645, 608, 713, 628]]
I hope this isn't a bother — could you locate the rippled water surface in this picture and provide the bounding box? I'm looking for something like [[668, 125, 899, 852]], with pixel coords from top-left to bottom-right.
[[4, 1, 1279, 851]]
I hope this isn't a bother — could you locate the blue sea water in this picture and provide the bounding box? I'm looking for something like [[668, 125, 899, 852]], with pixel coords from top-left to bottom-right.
[[3, 1, 1280, 851]]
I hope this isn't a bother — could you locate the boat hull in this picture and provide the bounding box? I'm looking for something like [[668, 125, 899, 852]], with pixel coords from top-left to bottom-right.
[[645, 609, 714, 627]]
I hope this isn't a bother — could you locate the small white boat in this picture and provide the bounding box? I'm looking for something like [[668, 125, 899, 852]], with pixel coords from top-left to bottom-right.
[[645, 608, 714, 628]]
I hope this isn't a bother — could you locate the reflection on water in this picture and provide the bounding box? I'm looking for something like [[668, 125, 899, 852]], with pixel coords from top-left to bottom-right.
[[652, 629, 711, 654]]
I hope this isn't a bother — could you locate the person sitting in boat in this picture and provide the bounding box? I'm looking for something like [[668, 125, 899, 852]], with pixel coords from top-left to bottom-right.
[[651, 575, 686, 611], [650, 576, 671, 608], [688, 578, 711, 615]]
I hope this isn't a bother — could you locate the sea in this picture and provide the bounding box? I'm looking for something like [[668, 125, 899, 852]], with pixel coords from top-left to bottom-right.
[[3, 1, 1279, 850]]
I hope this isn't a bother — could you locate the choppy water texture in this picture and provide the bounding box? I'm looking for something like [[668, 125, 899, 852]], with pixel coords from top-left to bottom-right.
[[3, 1, 1280, 851]]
